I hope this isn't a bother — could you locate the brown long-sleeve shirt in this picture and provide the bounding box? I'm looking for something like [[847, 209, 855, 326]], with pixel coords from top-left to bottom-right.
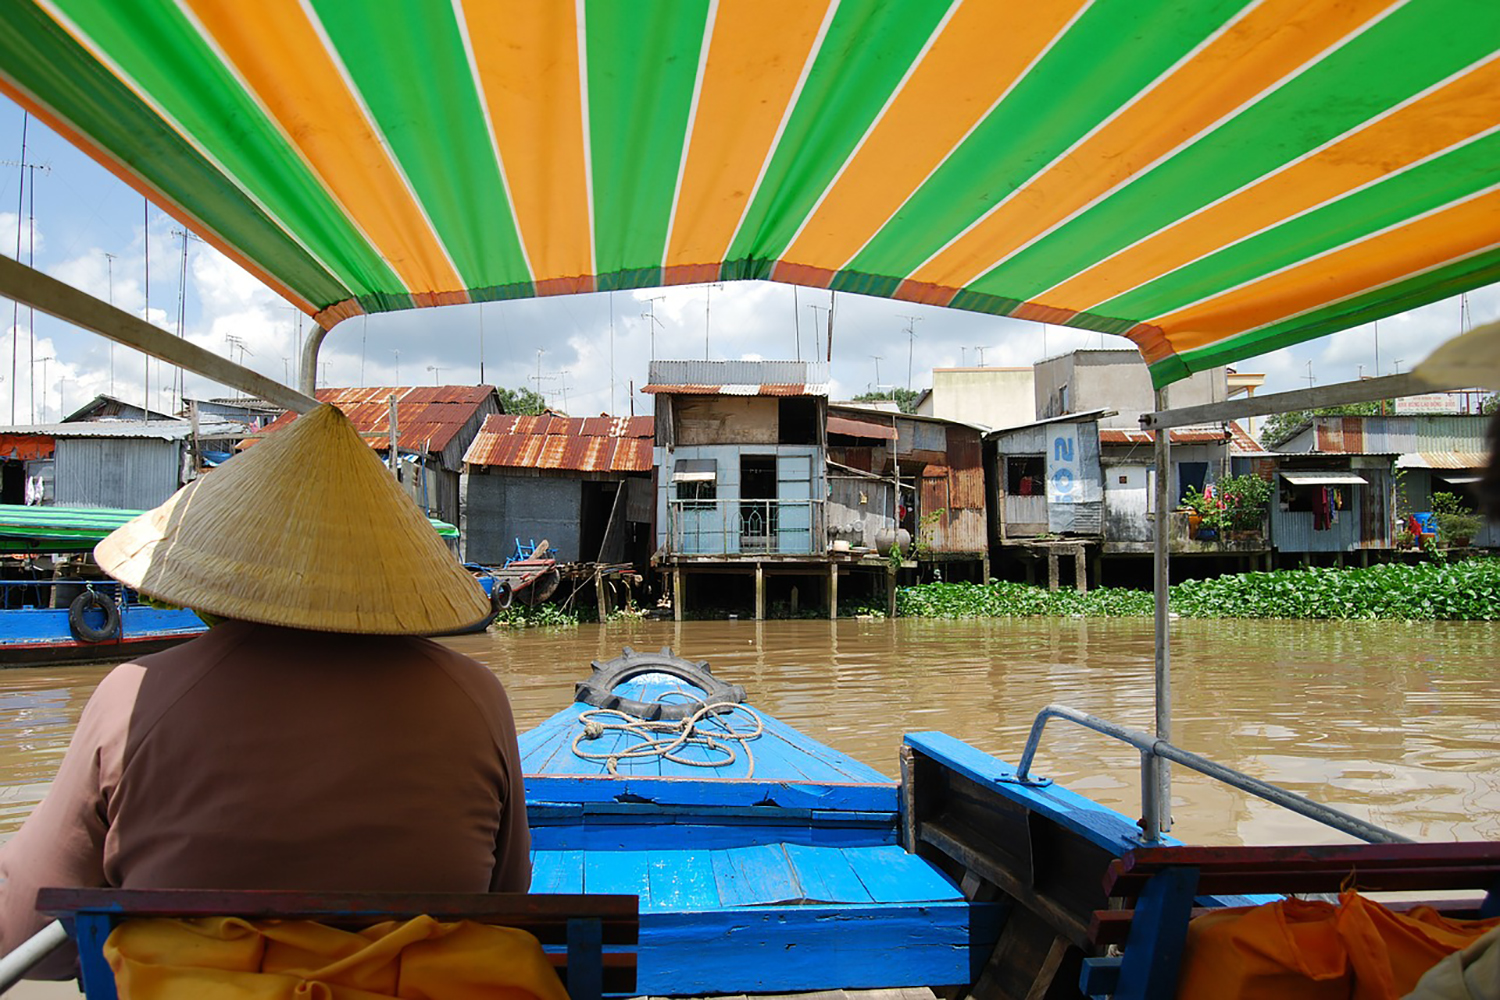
[[0, 620, 531, 977]]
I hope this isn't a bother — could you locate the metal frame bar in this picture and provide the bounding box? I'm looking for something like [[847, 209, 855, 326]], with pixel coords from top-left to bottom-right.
[[1141, 370, 1465, 430], [0, 254, 317, 414], [1148, 388, 1171, 842], [0, 919, 68, 991], [1015, 703, 1414, 845]]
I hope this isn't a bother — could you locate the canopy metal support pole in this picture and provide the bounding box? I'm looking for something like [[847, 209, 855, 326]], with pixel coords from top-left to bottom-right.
[[0, 254, 316, 414], [1146, 388, 1172, 842], [299, 324, 328, 397]]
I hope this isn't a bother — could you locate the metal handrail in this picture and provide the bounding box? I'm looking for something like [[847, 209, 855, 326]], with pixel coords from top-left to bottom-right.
[[1016, 703, 1413, 846], [0, 920, 68, 992]]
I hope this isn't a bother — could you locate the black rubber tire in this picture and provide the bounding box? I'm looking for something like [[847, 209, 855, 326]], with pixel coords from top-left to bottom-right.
[[68, 591, 122, 643], [491, 579, 513, 611], [575, 646, 746, 721]]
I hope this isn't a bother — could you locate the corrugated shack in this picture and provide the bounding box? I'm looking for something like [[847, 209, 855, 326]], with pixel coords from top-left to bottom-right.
[[0, 418, 248, 509], [255, 386, 498, 527], [1272, 413, 1495, 555], [461, 413, 654, 566], [828, 405, 989, 580]]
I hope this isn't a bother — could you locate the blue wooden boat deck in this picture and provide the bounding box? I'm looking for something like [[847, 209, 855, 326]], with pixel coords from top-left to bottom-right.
[[522, 676, 1000, 995]]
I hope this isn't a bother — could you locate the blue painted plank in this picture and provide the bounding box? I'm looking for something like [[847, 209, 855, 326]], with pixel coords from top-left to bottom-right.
[[529, 850, 584, 894], [525, 774, 897, 813], [904, 732, 1158, 854], [636, 902, 1004, 994], [583, 850, 652, 903], [843, 845, 964, 903], [783, 843, 873, 904], [647, 850, 721, 913], [754, 711, 892, 784], [529, 821, 896, 852], [1115, 866, 1200, 1000], [711, 844, 802, 907]]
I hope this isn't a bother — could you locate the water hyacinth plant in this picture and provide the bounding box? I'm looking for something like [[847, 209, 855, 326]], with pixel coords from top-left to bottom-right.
[[897, 558, 1500, 622]]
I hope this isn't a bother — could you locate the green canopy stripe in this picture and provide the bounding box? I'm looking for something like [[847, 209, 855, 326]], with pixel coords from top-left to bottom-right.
[[310, 0, 533, 290], [843, 0, 1249, 284], [585, 0, 709, 278], [0, 3, 352, 311], [966, 0, 1500, 306], [725, 0, 951, 272], [1101, 131, 1500, 321], [47, 0, 407, 300]]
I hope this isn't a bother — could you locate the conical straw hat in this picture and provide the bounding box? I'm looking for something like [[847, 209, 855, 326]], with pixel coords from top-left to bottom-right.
[[95, 403, 490, 635], [1414, 318, 1500, 391]]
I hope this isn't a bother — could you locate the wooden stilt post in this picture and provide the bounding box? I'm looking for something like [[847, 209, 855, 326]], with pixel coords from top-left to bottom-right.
[[886, 564, 897, 619], [1047, 551, 1059, 591], [1074, 546, 1087, 594], [828, 563, 839, 620], [673, 567, 684, 623], [755, 562, 765, 621], [595, 566, 609, 622]]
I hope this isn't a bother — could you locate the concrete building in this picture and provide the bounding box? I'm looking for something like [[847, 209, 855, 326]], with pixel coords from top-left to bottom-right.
[[1034, 349, 1228, 428], [914, 367, 1035, 430]]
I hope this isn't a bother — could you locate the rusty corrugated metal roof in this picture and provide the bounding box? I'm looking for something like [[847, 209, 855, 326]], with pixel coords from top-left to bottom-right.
[[464, 413, 653, 472], [641, 383, 822, 396], [1394, 452, 1489, 470], [827, 414, 897, 440], [1099, 427, 1231, 445], [256, 386, 495, 455]]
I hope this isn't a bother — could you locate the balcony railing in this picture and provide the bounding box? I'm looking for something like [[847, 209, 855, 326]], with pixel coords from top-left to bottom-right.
[[668, 498, 823, 556]]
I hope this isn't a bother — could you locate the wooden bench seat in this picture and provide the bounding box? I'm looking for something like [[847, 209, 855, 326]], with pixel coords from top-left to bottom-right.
[[1080, 843, 1500, 999], [37, 888, 639, 1000]]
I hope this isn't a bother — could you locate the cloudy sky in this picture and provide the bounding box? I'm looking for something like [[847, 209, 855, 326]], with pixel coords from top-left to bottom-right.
[[3, 97, 1496, 426]]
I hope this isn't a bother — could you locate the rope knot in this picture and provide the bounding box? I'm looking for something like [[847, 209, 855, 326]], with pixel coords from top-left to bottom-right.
[[582, 719, 605, 740]]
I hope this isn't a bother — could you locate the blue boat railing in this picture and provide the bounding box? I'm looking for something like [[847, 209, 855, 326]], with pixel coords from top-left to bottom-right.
[[1015, 703, 1413, 847], [0, 578, 142, 619]]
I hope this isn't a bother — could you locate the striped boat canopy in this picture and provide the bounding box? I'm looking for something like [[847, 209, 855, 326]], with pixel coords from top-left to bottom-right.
[[2, 0, 1497, 386], [0, 505, 459, 550]]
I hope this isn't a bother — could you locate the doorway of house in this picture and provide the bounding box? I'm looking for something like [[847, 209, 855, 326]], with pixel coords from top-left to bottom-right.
[[741, 456, 777, 552]]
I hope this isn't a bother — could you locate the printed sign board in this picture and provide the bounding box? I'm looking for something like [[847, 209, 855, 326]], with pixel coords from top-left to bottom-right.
[[1393, 393, 1461, 414], [1047, 424, 1082, 505]]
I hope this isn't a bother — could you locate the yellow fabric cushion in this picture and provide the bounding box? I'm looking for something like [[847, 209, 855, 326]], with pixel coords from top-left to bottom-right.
[[104, 914, 573, 1000]]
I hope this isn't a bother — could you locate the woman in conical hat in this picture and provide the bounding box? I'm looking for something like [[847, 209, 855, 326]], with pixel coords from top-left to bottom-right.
[[0, 405, 530, 979]]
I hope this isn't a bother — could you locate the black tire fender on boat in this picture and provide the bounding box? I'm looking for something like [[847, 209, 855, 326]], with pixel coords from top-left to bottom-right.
[[68, 590, 122, 643], [491, 579, 513, 612], [575, 646, 746, 721]]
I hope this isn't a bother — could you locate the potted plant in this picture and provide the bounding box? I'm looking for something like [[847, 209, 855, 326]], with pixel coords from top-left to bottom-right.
[[1431, 491, 1481, 548]]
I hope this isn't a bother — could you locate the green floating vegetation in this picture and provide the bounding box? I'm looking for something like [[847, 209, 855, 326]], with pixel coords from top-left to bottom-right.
[[898, 558, 1500, 622]]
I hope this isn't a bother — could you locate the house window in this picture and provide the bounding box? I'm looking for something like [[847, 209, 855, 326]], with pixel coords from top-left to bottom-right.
[[1007, 456, 1045, 497], [673, 459, 718, 509]]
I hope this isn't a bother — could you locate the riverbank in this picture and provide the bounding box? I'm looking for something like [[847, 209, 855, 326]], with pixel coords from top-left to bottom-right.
[[900, 556, 1500, 622], [492, 556, 1500, 626]]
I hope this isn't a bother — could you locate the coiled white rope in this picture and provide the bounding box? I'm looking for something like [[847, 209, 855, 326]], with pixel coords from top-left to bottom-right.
[[571, 698, 764, 776]]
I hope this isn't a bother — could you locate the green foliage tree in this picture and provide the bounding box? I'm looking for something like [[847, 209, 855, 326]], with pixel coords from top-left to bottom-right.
[[495, 385, 547, 415], [851, 387, 922, 413]]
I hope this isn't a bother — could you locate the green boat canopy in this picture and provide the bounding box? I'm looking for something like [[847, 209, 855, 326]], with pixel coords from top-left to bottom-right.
[[2, 0, 1497, 385], [0, 505, 460, 552]]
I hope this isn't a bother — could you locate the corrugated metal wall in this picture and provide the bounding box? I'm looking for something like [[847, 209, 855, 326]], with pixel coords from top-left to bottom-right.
[[55, 438, 180, 508], [464, 473, 583, 565]]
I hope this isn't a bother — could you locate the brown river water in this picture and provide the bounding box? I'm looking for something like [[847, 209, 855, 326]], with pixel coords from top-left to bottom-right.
[[1, 617, 1497, 847]]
